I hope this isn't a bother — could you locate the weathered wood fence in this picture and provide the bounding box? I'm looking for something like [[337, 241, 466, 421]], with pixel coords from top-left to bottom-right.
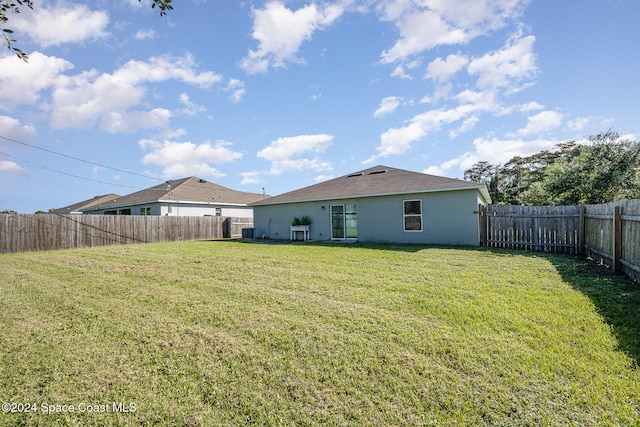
[[478, 200, 640, 282], [0, 214, 254, 254]]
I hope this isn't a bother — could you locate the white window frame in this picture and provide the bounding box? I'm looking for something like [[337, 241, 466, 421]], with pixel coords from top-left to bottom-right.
[[403, 199, 423, 232]]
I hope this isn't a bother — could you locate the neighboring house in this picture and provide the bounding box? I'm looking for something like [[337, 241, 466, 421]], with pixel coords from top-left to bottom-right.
[[250, 165, 491, 246], [81, 177, 267, 217], [49, 194, 121, 215]]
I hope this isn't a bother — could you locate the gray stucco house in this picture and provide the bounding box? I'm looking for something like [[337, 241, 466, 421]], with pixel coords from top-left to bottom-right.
[[250, 165, 491, 245]]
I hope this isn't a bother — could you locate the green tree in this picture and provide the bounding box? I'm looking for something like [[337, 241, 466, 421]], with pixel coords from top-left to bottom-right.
[[464, 130, 639, 206], [463, 142, 577, 205], [2, 0, 173, 61], [524, 130, 640, 205], [464, 161, 507, 203], [499, 141, 576, 205]]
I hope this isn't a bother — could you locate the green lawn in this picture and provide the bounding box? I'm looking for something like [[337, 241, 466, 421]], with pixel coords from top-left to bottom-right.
[[1, 240, 639, 426]]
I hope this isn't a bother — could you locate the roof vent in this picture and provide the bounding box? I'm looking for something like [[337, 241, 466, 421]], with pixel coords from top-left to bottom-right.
[[368, 169, 387, 175], [199, 179, 206, 183], [347, 173, 364, 178]]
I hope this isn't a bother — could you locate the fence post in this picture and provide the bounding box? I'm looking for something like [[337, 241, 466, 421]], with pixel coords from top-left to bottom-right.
[[578, 206, 586, 255], [478, 204, 487, 247], [613, 205, 622, 273]]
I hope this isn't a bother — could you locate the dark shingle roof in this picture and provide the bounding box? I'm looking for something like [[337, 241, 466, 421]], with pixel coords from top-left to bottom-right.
[[251, 165, 491, 206], [49, 194, 121, 214], [83, 177, 267, 211]]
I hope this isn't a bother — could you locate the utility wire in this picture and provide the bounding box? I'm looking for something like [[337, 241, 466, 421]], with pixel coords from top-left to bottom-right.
[[1, 133, 266, 195], [0, 134, 164, 183], [0, 150, 143, 190]]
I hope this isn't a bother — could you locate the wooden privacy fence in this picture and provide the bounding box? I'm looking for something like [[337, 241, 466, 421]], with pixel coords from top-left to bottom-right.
[[0, 214, 254, 254], [478, 200, 640, 282]]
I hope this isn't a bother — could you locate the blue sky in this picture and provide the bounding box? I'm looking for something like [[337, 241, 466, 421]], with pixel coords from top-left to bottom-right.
[[1, 0, 639, 213]]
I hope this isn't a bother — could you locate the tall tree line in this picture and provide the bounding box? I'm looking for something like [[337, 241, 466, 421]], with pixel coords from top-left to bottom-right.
[[464, 130, 640, 205]]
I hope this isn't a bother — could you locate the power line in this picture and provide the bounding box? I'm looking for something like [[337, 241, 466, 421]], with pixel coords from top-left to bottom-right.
[[0, 150, 143, 190], [1, 133, 266, 196], [0, 134, 164, 183]]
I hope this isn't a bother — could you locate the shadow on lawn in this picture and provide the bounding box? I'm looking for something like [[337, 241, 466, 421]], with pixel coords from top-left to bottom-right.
[[545, 253, 640, 365]]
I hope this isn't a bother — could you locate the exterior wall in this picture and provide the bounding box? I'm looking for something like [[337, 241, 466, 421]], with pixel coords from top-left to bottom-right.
[[253, 201, 330, 240], [159, 204, 253, 218], [253, 189, 483, 245], [87, 203, 254, 218]]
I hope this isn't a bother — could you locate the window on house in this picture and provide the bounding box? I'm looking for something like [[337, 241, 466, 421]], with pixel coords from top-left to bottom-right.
[[215, 207, 222, 216], [141, 207, 151, 216], [403, 200, 422, 231]]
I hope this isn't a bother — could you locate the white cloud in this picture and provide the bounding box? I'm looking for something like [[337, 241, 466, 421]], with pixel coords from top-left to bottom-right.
[[0, 116, 37, 143], [425, 136, 558, 176], [240, 171, 263, 185], [240, 1, 344, 74], [112, 54, 222, 89], [514, 110, 565, 136], [390, 65, 412, 79], [379, 0, 529, 63], [365, 103, 486, 164], [139, 139, 243, 180], [0, 52, 73, 107], [467, 32, 538, 92], [0, 52, 222, 133], [225, 79, 246, 103], [314, 174, 335, 182], [134, 28, 157, 40], [257, 134, 333, 174], [427, 53, 469, 83], [374, 96, 403, 118], [50, 54, 221, 131], [424, 154, 473, 176], [102, 108, 173, 133], [568, 116, 592, 131], [519, 101, 544, 112], [12, 2, 109, 48], [449, 116, 479, 138], [0, 160, 29, 177], [178, 93, 206, 116]]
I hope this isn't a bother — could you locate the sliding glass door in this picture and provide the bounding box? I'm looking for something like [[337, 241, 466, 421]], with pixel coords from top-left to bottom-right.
[[331, 204, 357, 239]]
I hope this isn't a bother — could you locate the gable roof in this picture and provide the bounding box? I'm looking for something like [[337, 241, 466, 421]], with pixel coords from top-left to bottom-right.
[[49, 194, 121, 214], [251, 165, 491, 206], [82, 177, 267, 211]]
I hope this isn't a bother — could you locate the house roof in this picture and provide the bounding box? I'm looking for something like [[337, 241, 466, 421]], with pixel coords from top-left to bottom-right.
[[251, 165, 491, 206], [49, 194, 121, 214], [82, 177, 267, 211]]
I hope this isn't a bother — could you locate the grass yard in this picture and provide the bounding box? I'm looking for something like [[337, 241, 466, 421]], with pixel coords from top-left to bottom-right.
[[1, 240, 639, 426]]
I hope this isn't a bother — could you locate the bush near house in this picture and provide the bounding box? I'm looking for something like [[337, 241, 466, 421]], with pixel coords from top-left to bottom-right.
[[1, 241, 638, 426]]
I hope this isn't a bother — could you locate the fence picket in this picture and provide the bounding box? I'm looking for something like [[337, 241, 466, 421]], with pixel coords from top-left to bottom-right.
[[0, 215, 252, 254], [482, 200, 640, 282]]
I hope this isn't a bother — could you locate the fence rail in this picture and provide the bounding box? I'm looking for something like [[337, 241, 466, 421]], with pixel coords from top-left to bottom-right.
[[478, 200, 640, 282], [0, 214, 254, 254]]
